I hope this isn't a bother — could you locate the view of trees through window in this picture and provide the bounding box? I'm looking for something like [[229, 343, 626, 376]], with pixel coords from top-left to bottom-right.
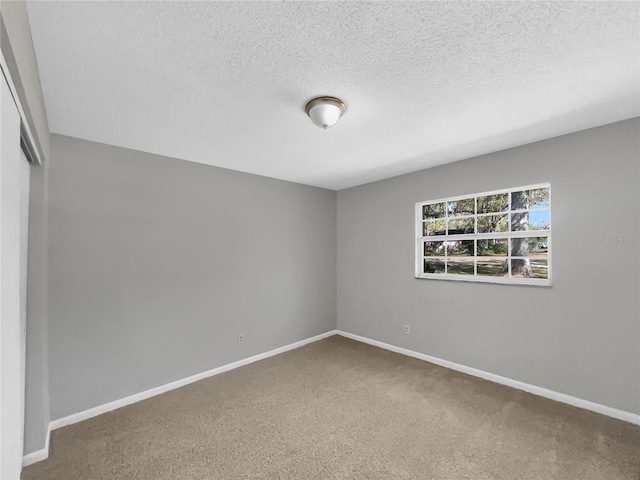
[[416, 184, 551, 284]]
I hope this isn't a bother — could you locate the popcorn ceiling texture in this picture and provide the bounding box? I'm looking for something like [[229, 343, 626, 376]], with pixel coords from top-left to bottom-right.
[[26, 1, 639, 189]]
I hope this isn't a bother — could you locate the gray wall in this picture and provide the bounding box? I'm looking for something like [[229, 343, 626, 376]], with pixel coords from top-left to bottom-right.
[[48, 135, 337, 420], [337, 118, 640, 414]]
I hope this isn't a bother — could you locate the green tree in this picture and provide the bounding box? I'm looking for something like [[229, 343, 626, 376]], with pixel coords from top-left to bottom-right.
[[506, 188, 549, 277]]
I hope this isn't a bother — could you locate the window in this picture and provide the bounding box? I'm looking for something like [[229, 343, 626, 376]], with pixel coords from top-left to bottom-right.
[[415, 183, 551, 286]]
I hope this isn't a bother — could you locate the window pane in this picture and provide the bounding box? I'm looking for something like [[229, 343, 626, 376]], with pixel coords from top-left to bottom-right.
[[423, 219, 446, 236], [447, 240, 474, 256], [417, 184, 550, 284], [511, 237, 549, 257], [527, 237, 548, 254], [447, 198, 474, 217], [476, 258, 507, 277], [511, 187, 549, 210], [447, 217, 474, 235], [446, 258, 474, 275], [510, 211, 528, 232], [477, 238, 508, 256], [529, 210, 550, 230], [511, 258, 548, 279], [424, 241, 444, 256], [510, 237, 530, 256], [423, 203, 446, 219], [531, 257, 549, 279], [477, 214, 508, 233], [528, 188, 550, 209], [477, 193, 508, 214], [423, 259, 445, 274]]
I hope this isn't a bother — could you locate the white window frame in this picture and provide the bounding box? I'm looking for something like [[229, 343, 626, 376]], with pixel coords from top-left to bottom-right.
[[415, 183, 552, 286]]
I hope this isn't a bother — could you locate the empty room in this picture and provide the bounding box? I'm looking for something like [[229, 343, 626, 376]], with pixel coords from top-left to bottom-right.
[[1, 1, 639, 479]]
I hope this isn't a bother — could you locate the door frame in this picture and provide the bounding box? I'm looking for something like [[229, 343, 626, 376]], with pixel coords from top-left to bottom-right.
[[1, 50, 37, 480]]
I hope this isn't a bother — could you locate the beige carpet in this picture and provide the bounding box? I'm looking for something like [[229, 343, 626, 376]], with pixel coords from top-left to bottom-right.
[[22, 336, 640, 480]]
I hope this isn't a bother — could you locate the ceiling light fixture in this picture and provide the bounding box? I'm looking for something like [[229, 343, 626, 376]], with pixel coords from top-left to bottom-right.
[[305, 96, 346, 130]]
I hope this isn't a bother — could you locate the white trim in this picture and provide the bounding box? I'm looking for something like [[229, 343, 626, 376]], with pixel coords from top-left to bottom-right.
[[23, 327, 639, 469], [416, 182, 552, 208], [416, 183, 552, 286], [420, 230, 550, 241], [1, 74, 30, 480], [0, 52, 43, 165], [335, 330, 640, 426], [22, 424, 50, 468], [49, 330, 337, 431], [415, 271, 552, 287], [22, 330, 336, 467]]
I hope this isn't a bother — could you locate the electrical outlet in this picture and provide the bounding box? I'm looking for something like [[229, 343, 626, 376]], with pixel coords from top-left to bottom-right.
[[238, 334, 244, 344], [404, 325, 410, 335]]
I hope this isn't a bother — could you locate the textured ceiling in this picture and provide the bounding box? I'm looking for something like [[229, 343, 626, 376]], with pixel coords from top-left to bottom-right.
[[26, 1, 639, 190]]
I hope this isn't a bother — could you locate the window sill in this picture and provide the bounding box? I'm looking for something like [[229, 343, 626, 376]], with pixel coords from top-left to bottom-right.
[[415, 273, 552, 287]]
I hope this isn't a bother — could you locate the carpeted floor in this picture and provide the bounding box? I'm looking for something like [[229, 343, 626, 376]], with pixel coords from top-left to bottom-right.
[[22, 336, 640, 479]]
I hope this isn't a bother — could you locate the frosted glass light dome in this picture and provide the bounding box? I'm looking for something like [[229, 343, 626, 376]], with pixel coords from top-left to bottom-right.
[[305, 97, 346, 129]]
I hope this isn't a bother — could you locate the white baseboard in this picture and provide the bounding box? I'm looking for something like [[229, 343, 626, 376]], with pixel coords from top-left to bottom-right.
[[335, 330, 640, 426], [50, 329, 338, 430], [22, 423, 50, 467], [24, 330, 337, 466], [23, 327, 639, 469]]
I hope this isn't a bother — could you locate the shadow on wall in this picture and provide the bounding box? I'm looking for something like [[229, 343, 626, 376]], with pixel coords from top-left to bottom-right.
[[336, 92, 639, 189]]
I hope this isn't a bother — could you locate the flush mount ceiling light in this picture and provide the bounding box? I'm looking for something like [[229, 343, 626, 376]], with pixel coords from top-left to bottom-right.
[[305, 96, 347, 130]]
